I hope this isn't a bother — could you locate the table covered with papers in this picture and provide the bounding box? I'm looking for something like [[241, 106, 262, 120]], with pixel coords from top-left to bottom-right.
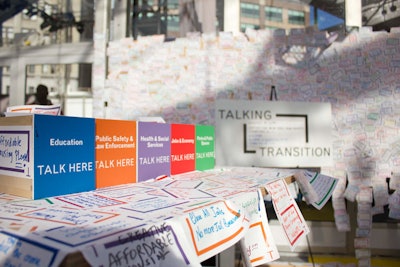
[[0, 167, 337, 267]]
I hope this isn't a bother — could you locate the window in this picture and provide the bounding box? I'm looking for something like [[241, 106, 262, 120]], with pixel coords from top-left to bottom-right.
[[265, 6, 282, 22], [0, 66, 10, 95], [240, 23, 260, 32], [166, 15, 179, 32], [288, 10, 305, 25], [42, 64, 56, 74], [265, 26, 279, 30], [240, 3, 260, 19], [167, 0, 179, 9], [27, 65, 35, 74], [28, 86, 35, 94], [2, 27, 14, 46]]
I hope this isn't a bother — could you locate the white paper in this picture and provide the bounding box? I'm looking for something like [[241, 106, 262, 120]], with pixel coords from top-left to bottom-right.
[[264, 179, 309, 251], [6, 104, 62, 115], [296, 170, 338, 210]]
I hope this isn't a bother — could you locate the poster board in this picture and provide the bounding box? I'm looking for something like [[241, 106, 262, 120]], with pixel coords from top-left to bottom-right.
[[215, 100, 333, 168], [95, 118, 137, 188], [0, 114, 96, 199]]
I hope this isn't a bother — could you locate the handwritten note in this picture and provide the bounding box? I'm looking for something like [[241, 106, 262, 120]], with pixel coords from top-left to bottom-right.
[[183, 200, 248, 262], [0, 127, 32, 178], [43, 218, 144, 247], [0, 167, 322, 266], [295, 170, 338, 210], [0, 231, 64, 267], [16, 207, 118, 226], [265, 179, 309, 251], [55, 193, 126, 208], [233, 190, 280, 265], [82, 221, 201, 267], [6, 104, 62, 115]]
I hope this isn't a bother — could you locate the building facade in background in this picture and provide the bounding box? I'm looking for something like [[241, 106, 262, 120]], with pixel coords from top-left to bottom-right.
[[0, 0, 321, 115], [0, 0, 93, 114], [239, 0, 310, 32]]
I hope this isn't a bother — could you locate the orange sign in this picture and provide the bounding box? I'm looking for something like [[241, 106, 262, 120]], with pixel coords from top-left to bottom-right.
[[95, 119, 137, 188]]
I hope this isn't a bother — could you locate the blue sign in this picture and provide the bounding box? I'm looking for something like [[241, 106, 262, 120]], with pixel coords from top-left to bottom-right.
[[34, 115, 95, 199]]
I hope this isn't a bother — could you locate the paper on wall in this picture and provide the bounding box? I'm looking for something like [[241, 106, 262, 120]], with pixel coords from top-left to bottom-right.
[[372, 183, 389, 207], [388, 190, 400, 219], [332, 197, 351, 232], [390, 172, 400, 190]]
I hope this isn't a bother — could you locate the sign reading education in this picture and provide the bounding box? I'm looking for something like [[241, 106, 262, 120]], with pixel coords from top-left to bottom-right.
[[0, 115, 96, 199], [215, 99, 333, 168], [34, 115, 95, 199]]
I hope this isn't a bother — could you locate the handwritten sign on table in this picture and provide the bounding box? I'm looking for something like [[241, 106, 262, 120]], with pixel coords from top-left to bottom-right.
[[0, 167, 320, 266], [6, 104, 62, 115], [16, 207, 118, 225], [0, 127, 32, 178], [295, 170, 338, 210], [0, 230, 65, 267], [265, 179, 309, 251], [82, 221, 201, 267], [183, 200, 248, 262], [43, 218, 144, 247], [233, 190, 280, 265]]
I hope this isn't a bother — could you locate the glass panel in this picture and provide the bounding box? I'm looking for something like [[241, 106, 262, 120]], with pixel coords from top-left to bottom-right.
[[240, 23, 260, 32], [166, 16, 180, 32], [1, 0, 94, 47], [0, 66, 10, 114], [25, 63, 92, 116], [288, 9, 305, 25], [1, 27, 14, 46], [265, 6, 283, 22], [240, 3, 260, 19]]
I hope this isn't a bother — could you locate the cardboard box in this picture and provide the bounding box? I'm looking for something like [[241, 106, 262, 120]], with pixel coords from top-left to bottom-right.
[[0, 114, 96, 199], [95, 118, 137, 188], [170, 123, 195, 175], [195, 124, 215, 171], [0, 116, 216, 199], [136, 121, 170, 182]]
